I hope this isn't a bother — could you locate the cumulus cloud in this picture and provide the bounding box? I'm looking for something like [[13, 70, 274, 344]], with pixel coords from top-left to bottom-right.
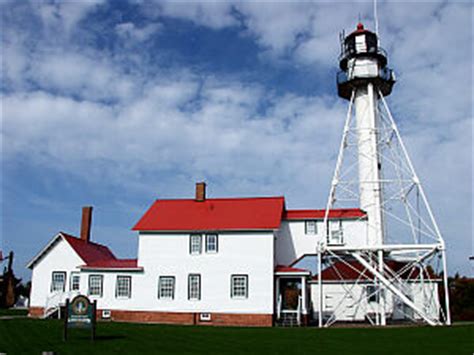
[[1, 1, 472, 277], [31, 0, 106, 34], [115, 22, 162, 42], [156, 1, 238, 29]]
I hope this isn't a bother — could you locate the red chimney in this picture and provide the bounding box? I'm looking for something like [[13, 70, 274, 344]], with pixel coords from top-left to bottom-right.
[[195, 182, 206, 202], [80, 206, 93, 243]]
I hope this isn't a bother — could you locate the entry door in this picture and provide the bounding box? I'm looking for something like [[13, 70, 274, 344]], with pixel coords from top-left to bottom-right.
[[280, 279, 301, 311]]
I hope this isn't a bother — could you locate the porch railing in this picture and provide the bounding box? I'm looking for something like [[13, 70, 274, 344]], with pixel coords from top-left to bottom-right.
[[277, 294, 282, 320], [297, 296, 302, 325], [43, 290, 80, 319]]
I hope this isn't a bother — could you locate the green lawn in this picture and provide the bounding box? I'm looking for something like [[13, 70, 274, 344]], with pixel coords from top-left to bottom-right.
[[1, 319, 472, 354], [0, 308, 28, 317]]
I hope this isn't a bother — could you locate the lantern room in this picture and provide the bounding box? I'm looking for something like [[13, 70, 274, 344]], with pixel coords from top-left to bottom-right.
[[337, 23, 395, 100]]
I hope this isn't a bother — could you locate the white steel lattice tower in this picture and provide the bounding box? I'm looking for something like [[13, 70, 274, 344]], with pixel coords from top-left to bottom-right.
[[317, 23, 451, 327]]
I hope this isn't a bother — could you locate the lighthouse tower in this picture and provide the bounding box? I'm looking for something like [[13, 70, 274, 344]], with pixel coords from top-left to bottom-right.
[[317, 23, 451, 327], [338, 23, 395, 248]]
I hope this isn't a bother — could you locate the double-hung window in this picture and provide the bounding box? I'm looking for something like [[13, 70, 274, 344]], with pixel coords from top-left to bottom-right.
[[305, 221, 318, 235], [231, 275, 248, 299], [190, 234, 202, 255], [158, 276, 175, 299], [328, 220, 344, 245], [70, 272, 80, 291], [205, 234, 218, 253], [51, 272, 66, 292], [116, 276, 132, 299], [88, 275, 103, 297], [188, 274, 201, 300]]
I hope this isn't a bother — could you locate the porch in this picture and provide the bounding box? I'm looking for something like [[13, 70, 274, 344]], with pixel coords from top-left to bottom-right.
[[274, 265, 311, 327]]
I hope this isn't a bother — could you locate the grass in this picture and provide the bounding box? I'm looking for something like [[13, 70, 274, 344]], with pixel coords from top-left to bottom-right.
[[0, 308, 28, 317], [0, 319, 472, 354]]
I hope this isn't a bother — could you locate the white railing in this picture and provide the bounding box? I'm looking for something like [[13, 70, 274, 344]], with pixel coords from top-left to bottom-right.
[[296, 296, 302, 326], [277, 294, 282, 320], [43, 290, 80, 319]]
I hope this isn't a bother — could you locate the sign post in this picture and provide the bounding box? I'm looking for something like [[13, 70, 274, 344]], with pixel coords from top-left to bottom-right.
[[64, 295, 96, 341]]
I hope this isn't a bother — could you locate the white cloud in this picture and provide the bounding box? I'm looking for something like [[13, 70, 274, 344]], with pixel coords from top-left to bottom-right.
[[115, 22, 162, 42], [235, 2, 314, 55], [157, 1, 238, 29], [31, 0, 106, 34], [2, 1, 472, 276]]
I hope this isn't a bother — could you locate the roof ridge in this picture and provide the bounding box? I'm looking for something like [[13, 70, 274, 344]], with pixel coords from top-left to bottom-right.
[[285, 208, 364, 212], [153, 196, 285, 202]]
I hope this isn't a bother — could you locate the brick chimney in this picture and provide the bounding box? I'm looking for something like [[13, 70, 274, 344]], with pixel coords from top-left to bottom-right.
[[80, 206, 93, 243], [195, 182, 206, 202]]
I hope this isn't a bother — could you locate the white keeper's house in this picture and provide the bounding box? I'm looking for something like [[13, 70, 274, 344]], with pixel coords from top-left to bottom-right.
[[27, 182, 440, 327]]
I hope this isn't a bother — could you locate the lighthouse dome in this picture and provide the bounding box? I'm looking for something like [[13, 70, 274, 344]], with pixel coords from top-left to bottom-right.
[[339, 23, 386, 71]]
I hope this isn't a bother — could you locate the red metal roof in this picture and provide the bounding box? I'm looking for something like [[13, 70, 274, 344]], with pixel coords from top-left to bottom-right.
[[133, 197, 285, 232], [275, 265, 310, 274], [80, 259, 140, 270], [313, 260, 434, 281], [62, 233, 138, 270], [284, 208, 366, 220], [62, 233, 116, 264]]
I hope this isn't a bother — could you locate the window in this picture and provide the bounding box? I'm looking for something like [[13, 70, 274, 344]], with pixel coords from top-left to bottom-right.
[[328, 220, 344, 245], [190, 234, 202, 255], [70, 272, 80, 291], [324, 295, 334, 310], [366, 285, 380, 303], [158, 276, 175, 299], [88, 275, 103, 297], [305, 221, 318, 235], [205, 234, 218, 253], [188, 274, 201, 300], [116, 276, 132, 298], [51, 272, 66, 292], [231, 275, 248, 299]]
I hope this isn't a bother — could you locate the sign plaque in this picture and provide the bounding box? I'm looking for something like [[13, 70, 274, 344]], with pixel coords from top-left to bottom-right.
[[64, 295, 96, 341]]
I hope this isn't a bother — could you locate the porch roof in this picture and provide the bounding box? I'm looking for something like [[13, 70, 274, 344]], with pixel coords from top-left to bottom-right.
[[275, 265, 311, 276]]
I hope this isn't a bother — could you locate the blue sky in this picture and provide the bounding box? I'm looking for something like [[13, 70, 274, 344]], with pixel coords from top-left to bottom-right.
[[1, 1, 472, 281]]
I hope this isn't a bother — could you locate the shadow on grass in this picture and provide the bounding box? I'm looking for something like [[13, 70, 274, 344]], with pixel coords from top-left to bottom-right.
[[94, 335, 126, 341]]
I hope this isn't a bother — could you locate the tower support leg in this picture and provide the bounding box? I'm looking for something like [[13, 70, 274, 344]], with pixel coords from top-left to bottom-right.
[[318, 247, 323, 328], [441, 248, 451, 325], [378, 250, 386, 325]]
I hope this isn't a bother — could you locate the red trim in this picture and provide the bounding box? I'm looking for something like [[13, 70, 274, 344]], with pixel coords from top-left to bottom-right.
[[80, 259, 139, 269], [275, 265, 310, 273], [350, 22, 372, 35], [284, 208, 366, 220]]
